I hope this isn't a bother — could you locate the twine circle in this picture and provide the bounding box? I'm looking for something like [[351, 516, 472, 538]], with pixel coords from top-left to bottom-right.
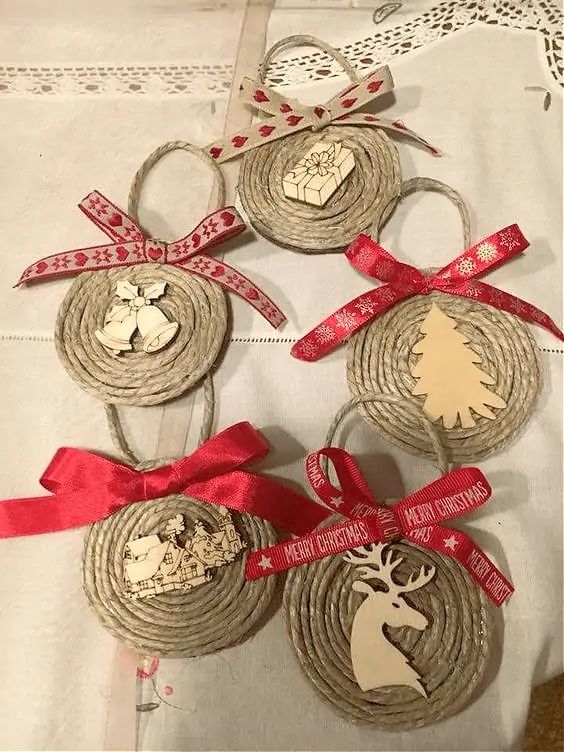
[[239, 128, 401, 253], [55, 263, 228, 405], [239, 34, 401, 253], [347, 290, 540, 464], [54, 141, 230, 406], [284, 393, 492, 727], [83, 466, 278, 656], [284, 527, 491, 728]]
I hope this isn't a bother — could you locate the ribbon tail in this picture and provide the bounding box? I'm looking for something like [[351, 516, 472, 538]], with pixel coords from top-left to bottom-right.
[[78, 191, 145, 242], [179, 255, 286, 328], [187, 470, 331, 538], [16, 241, 144, 286], [334, 114, 441, 155], [291, 285, 410, 361], [404, 525, 513, 606], [452, 280, 564, 342], [0, 490, 135, 538]]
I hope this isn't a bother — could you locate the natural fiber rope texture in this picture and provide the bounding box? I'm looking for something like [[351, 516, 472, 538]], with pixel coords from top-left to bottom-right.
[[82, 465, 278, 657], [54, 141, 230, 406], [238, 36, 402, 253], [284, 392, 491, 727], [55, 263, 228, 406], [284, 532, 490, 728], [347, 179, 541, 463]]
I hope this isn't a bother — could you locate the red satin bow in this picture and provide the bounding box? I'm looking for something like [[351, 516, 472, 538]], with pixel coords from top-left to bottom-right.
[[16, 191, 285, 328], [246, 447, 514, 606], [292, 224, 563, 360], [0, 423, 331, 539]]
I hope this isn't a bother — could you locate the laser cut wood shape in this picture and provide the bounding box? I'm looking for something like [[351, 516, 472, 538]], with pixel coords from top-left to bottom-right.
[[123, 510, 245, 600], [282, 140, 355, 207], [343, 543, 435, 696], [94, 280, 179, 355], [410, 303, 507, 429]]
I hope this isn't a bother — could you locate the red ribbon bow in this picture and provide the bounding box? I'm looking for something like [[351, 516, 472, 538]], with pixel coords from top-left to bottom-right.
[[0, 423, 330, 539], [17, 191, 285, 328], [246, 447, 514, 606], [292, 224, 563, 360]]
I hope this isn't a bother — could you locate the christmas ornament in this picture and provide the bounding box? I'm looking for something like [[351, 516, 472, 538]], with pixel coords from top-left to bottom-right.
[[94, 280, 179, 355], [411, 302, 507, 428], [17, 142, 286, 408], [206, 34, 438, 253], [247, 394, 513, 728], [0, 422, 331, 657], [281, 140, 356, 206], [292, 178, 563, 462]]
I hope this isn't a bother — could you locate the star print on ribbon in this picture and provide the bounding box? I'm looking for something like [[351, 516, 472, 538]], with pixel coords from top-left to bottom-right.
[[246, 447, 514, 607], [206, 65, 439, 163], [292, 224, 564, 361], [0, 422, 331, 540], [16, 191, 286, 328]]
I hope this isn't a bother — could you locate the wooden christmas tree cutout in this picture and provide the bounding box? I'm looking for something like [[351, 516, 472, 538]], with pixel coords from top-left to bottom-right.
[[94, 280, 179, 355], [123, 510, 245, 600], [344, 543, 435, 696], [410, 303, 507, 429]]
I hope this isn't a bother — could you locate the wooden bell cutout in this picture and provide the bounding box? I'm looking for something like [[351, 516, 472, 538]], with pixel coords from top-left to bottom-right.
[[95, 280, 179, 355]]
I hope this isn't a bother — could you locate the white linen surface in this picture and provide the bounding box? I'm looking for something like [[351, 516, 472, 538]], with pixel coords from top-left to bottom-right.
[[0, 2, 562, 751]]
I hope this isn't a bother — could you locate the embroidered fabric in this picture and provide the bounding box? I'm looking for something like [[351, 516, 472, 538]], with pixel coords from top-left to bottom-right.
[[264, 0, 563, 87], [1, 1, 560, 95]]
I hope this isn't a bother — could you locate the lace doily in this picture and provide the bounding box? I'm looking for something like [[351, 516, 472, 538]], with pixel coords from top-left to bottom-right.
[[0, 1, 560, 95]]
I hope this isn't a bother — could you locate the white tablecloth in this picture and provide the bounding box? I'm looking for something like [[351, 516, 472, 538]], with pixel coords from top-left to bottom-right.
[[0, 2, 562, 750]]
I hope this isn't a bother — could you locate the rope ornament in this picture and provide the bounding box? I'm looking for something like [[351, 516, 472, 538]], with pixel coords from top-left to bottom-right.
[[291, 178, 558, 462], [18, 141, 286, 407], [83, 478, 277, 657], [282, 394, 493, 728], [207, 35, 439, 254]]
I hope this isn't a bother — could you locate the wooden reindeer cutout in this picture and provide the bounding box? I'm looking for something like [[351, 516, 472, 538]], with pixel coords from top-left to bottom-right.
[[344, 543, 436, 696]]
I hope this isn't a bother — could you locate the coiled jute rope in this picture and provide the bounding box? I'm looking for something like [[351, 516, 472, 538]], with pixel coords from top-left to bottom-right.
[[238, 35, 402, 254], [55, 141, 229, 407], [346, 178, 541, 463], [284, 393, 492, 728], [83, 401, 278, 657]]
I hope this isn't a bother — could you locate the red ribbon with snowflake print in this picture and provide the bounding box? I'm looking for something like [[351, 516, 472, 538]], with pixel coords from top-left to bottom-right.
[[245, 446, 514, 607], [206, 66, 439, 163], [16, 191, 286, 328], [291, 224, 564, 361]]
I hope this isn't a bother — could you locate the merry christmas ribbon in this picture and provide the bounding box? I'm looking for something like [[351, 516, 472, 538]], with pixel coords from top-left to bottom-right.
[[292, 224, 564, 361], [16, 191, 286, 328], [246, 447, 514, 606], [206, 66, 438, 163], [0, 422, 331, 539]]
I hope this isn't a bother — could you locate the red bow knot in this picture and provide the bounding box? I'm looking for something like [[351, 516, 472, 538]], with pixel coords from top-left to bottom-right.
[[292, 224, 563, 361], [17, 191, 286, 328], [246, 446, 514, 607], [0, 423, 331, 539]]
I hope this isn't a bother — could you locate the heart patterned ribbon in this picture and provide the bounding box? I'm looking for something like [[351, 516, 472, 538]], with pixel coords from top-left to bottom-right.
[[16, 191, 286, 328], [206, 66, 439, 163], [292, 224, 564, 361], [246, 446, 514, 607], [0, 422, 331, 539]]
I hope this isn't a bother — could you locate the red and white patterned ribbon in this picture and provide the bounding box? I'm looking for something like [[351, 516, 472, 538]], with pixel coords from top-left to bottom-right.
[[246, 447, 514, 607], [292, 224, 564, 360], [17, 191, 286, 329], [206, 66, 439, 163]]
